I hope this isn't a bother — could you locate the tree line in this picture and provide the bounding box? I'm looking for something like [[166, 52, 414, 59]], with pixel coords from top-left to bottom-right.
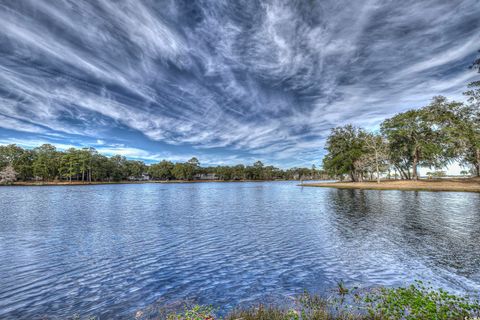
[[0, 144, 326, 184], [323, 81, 480, 181]]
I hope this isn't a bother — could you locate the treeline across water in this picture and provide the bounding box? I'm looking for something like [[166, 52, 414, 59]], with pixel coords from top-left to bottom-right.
[[323, 81, 480, 181], [0, 145, 326, 183]]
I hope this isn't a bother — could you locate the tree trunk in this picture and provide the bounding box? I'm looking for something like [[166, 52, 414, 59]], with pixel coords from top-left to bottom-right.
[[375, 150, 380, 183], [476, 148, 480, 177], [350, 171, 357, 182], [412, 147, 419, 180], [395, 165, 407, 180]]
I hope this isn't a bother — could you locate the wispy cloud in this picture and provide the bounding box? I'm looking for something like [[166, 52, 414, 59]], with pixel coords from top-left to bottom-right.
[[0, 0, 479, 166]]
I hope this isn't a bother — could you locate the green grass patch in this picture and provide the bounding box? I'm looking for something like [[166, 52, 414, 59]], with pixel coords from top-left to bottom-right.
[[74, 282, 480, 320]]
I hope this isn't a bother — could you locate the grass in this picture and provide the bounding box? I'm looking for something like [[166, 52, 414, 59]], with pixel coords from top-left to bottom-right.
[[301, 177, 480, 193], [127, 282, 480, 320]]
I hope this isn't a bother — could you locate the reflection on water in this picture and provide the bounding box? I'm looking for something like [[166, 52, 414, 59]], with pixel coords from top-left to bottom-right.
[[0, 182, 479, 319]]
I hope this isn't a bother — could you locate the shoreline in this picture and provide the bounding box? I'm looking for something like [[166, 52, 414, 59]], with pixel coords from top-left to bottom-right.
[[4, 179, 315, 187], [300, 177, 480, 193]]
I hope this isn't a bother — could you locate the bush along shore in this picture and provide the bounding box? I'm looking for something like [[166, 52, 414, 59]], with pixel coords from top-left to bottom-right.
[[70, 282, 480, 320]]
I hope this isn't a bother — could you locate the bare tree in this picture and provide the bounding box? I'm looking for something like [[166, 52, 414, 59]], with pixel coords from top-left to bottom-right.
[[363, 133, 389, 183], [0, 165, 17, 185]]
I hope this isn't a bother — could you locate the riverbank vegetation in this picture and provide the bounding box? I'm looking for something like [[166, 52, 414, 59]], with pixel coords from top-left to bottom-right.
[[128, 282, 480, 320], [0, 145, 326, 185], [323, 75, 479, 182]]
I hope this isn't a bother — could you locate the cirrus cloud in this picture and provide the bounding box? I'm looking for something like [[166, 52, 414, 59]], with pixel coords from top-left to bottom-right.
[[0, 0, 479, 167]]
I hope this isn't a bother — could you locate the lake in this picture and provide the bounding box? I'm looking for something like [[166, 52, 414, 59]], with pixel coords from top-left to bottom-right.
[[0, 181, 479, 319]]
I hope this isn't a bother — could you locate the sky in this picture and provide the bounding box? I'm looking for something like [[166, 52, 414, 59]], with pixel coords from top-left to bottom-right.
[[0, 0, 479, 170]]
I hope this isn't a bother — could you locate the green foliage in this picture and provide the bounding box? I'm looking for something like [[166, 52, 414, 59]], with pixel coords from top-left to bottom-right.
[[231, 285, 480, 320], [380, 102, 448, 180], [0, 143, 325, 183], [172, 163, 195, 180], [60, 148, 81, 181], [32, 144, 60, 181], [323, 125, 367, 181], [0, 144, 33, 180], [460, 82, 480, 176], [187, 157, 200, 168], [426, 171, 446, 178], [167, 305, 215, 320], [318, 91, 480, 181], [127, 160, 147, 178], [108, 155, 129, 181], [226, 305, 301, 320], [122, 283, 480, 320], [363, 281, 480, 320], [148, 160, 175, 180]]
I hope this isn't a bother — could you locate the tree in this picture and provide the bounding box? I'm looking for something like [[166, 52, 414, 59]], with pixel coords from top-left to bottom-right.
[[311, 164, 317, 179], [0, 144, 33, 180], [109, 155, 128, 181], [187, 157, 200, 167], [126, 160, 146, 178], [0, 145, 329, 183], [427, 170, 446, 178], [59, 148, 80, 182], [323, 125, 366, 181], [172, 163, 195, 180], [232, 164, 245, 180], [186, 157, 200, 178], [459, 82, 480, 176], [253, 161, 266, 178], [263, 165, 279, 180], [148, 160, 174, 180], [362, 132, 388, 183], [0, 165, 17, 185], [85, 148, 99, 182], [460, 170, 469, 176], [77, 148, 92, 182], [451, 55, 480, 175], [32, 144, 60, 181], [381, 99, 454, 180], [91, 153, 109, 181], [0, 144, 24, 168]]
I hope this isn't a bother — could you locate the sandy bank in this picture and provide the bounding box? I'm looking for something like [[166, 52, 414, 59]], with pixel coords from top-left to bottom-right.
[[301, 177, 480, 193]]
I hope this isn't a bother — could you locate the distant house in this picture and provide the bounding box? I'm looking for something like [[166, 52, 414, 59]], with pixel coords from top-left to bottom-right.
[[128, 173, 150, 181], [194, 173, 219, 180]]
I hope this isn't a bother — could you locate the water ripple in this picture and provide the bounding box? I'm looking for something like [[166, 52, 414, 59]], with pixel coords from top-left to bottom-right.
[[0, 182, 479, 319]]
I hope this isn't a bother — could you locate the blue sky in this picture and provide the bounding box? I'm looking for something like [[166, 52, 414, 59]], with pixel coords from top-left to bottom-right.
[[0, 0, 479, 169]]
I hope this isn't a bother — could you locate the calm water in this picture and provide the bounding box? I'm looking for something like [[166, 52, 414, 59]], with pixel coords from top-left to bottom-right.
[[0, 181, 479, 319]]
